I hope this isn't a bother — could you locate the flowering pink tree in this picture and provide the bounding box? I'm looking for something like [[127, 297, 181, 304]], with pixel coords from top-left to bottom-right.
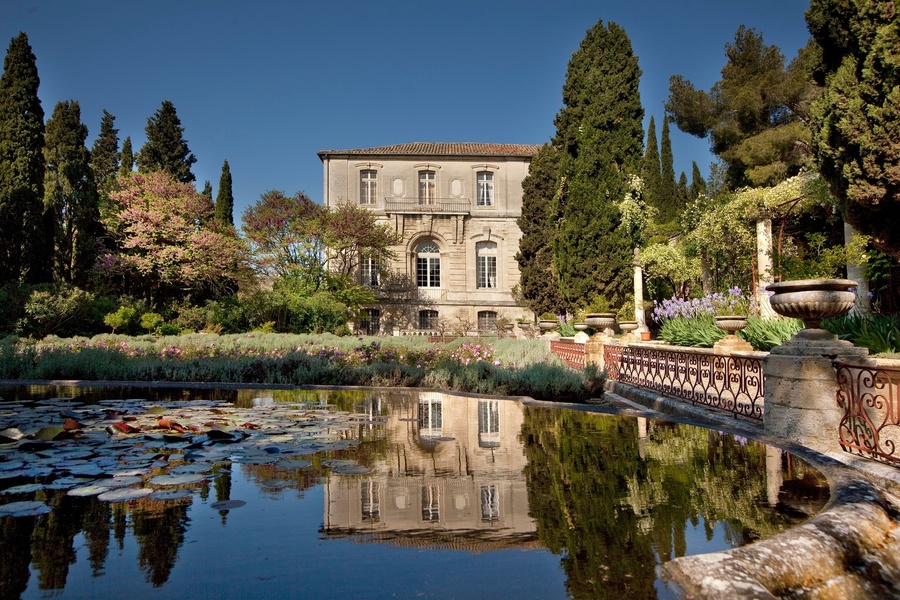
[[98, 172, 245, 304]]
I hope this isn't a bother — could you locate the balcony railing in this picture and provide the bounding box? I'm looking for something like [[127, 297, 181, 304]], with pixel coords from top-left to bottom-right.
[[550, 340, 586, 370], [384, 197, 471, 214], [835, 361, 900, 465]]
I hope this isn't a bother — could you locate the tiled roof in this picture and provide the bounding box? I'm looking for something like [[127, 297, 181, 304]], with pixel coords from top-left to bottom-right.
[[318, 142, 542, 160]]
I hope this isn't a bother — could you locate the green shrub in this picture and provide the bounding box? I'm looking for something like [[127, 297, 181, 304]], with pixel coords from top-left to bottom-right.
[[659, 316, 724, 347], [140, 312, 164, 334], [158, 322, 182, 336], [17, 285, 109, 338], [737, 317, 803, 351], [104, 306, 137, 333], [823, 313, 900, 354]]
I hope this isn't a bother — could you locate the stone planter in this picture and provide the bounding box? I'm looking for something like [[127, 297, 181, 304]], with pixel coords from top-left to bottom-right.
[[765, 279, 857, 329], [618, 320, 638, 333], [585, 313, 616, 338], [573, 322, 588, 332], [714, 315, 748, 335], [538, 320, 559, 332]]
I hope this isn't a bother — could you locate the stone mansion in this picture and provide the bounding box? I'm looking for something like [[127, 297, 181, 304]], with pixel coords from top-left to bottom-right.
[[318, 143, 540, 335]]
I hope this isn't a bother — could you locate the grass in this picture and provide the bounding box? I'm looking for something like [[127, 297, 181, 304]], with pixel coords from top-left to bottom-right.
[[0, 333, 604, 403]]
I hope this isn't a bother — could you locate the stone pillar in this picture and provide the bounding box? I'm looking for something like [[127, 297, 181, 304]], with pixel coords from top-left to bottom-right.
[[844, 221, 869, 313], [633, 248, 648, 334], [584, 337, 605, 371], [637, 417, 648, 460], [756, 219, 776, 318], [765, 446, 782, 506], [763, 330, 868, 455]]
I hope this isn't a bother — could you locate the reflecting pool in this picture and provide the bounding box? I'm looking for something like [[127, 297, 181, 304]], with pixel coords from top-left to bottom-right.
[[0, 385, 829, 599]]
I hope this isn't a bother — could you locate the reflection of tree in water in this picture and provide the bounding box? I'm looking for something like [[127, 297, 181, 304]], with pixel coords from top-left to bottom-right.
[[131, 501, 191, 587], [81, 498, 112, 577], [522, 408, 826, 600], [30, 492, 88, 590], [214, 463, 233, 524], [0, 514, 35, 600]]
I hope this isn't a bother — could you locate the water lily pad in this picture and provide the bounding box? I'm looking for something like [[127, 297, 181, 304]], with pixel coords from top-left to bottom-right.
[[46, 476, 93, 490], [331, 464, 372, 475], [148, 474, 207, 486], [0, 460, 25, 472], [108, 468, 150, 478], [168, 463, 212, 475], [105, 476, 143, 488], [274, 459, 311, 470], [68, 484, 111, 497], [0, 500, 52, 517], [0, 428, 24, 443], [1, 483, 44, 494], [97, 487, 153, 502], [150, 489, 193, 501], [210, 499, 245, 510]]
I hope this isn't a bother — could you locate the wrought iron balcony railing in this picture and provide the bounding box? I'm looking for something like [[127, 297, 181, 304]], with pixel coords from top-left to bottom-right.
[[383, 197, 471, 214]]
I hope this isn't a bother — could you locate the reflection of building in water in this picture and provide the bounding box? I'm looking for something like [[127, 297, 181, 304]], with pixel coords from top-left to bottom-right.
[[323, 392, 537, 551]]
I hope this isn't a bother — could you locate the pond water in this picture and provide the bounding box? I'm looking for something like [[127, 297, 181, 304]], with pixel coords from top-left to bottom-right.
[[0, 385, 829, 599]]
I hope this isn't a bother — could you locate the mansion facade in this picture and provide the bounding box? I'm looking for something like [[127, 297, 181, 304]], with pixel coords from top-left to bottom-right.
[[318, 143, 540, 335]]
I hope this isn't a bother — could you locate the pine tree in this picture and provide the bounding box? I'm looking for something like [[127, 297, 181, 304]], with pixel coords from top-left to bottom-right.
[[118, 136, 134, 177], [659, 116, 678, 222], [515, 143, 567, 316], [553, 20, 644, 306], [640, 115, 662, 218], [214, 159, 234, 226], [0, 32, 45, 283], [90, 109, 119, 194], [136, 100, 196, 183], [689, 161, 707, 199], [43, 100, 100, 285]]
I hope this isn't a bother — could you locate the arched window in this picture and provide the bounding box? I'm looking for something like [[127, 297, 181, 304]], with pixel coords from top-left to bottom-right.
[[477, 310, 497, 331], [476, 242, 497, 288], [418, 309, 438, 330], [416, 241, 441, 288]]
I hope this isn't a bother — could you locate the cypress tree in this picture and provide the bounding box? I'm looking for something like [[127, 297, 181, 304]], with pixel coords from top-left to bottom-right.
[[118, 136, 133, 178], [43, 100, 100, 285], [515, 143, 567, 316], [553, 20, 644, 306], [90, 109, 119, 194], [677, 171, 689, 212], [689, 161, 707, 199], [640, 115, 662, 217], [0, 32, 45, 283], [659, 116, 677, 222], [136, 100, 196, 183], [214, 159, 234, 226]]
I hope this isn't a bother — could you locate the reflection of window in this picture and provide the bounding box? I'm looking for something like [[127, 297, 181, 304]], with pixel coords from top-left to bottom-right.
[[422, 485, 440, 522], [481, 485, 500, 521], [418, 309, 438, 330], [477, 311, 497, 333], [416, 241, 441, 288], [418, 170, 435, 204], [360, 257, 379, 287], [418, 394, 443, 436], [476, 171, 494, 206], [360, 170, 377, 205], [478, 399, 500, 448], [361, 480, 380, 522], [359, 308, 380, 336], [476, 242, 497, 288]]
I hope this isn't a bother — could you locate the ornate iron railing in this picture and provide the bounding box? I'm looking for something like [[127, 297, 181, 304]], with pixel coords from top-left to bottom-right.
[[549, 340, 585, 370], [604, 344, 764, 421], [384, 197, 471, 214], [835, 361, 900, 464]]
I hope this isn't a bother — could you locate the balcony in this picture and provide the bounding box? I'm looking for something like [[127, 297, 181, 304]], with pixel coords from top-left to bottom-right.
[[384, 197, 471, 215]]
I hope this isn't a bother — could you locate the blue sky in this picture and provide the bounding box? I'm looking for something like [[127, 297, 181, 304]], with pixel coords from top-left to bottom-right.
[[2, 0, 812, 221]]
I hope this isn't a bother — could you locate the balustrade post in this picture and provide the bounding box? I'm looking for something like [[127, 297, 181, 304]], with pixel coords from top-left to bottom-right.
[[764, 331, 868, 454], [584, 337, 605, 371]]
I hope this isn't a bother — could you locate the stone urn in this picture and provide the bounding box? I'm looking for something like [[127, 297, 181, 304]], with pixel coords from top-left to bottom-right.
[[714, 315, 748, 335], [765, 279, 857, 329], [573, 322, 588, 332], [618, 320, 639, 339], [585, 312, 616, 337], [538, 319, 559, 332]]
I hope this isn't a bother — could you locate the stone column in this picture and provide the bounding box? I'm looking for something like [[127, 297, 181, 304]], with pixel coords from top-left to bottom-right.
[[764, 330, 868, 455], [844, 221, 869, 313], [634, 248, 648, 334], [584, 337, 605, 371], [756, 219, 776, 318]]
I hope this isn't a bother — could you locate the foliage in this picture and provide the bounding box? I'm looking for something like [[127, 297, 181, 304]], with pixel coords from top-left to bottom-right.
[[640, 242, 701, 299], [515, 143, 567, 316], [214, 159, 233, 226], [136, 100, 196, 183], [616, 296, 635, 321], [0, 32, 45, 284], [43, 100, 101, 286], [15, 284, 112, 338], [658, 116, 678, 222], [582, 295, 614, 314], [118, 136, 133, 178], [808, 0, 900, 260], [103, 306, 137, 334], [823, 313, 900, 355], [322, 201, 400, 278], [658, 316, 725, 347], [553, 20, 643, 307], [241, 190, 326, 282], [98, 172, 245, 305], [140, 312, 164, 334], [666, 26, 819, 188], [651, 287, 754, 322], [640, 115, 662, 217], [616, 175, 656, 249], [90, 109, 119, 194], [739, 316, 803, 351]]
